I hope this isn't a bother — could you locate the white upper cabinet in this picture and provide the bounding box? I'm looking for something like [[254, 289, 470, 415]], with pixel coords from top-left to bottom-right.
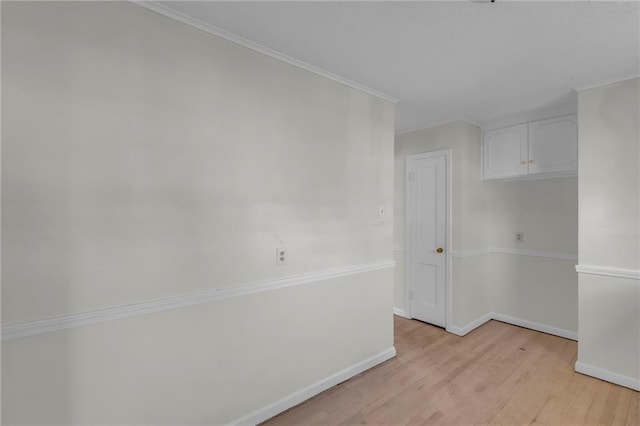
[[528, 116, 577, 175], [482, 115, 577, 180], [483, 124, 528, 179]]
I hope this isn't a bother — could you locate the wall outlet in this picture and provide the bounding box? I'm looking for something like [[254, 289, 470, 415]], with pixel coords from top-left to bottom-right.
[[515, 232, 524, 243], [276, 247, 287, 265], [379, 205, 386, 220]]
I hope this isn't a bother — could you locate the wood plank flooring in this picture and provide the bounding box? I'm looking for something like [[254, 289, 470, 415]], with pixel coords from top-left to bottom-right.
[[264, 316, 639, 425]]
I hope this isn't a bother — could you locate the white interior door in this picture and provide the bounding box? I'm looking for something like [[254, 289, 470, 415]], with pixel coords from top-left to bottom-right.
[[406, 151, 448, 327]]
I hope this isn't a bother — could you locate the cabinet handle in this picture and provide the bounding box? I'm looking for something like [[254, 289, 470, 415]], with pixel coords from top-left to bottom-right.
[[521, 160, 527, 164], [529, 160, 534, 163]]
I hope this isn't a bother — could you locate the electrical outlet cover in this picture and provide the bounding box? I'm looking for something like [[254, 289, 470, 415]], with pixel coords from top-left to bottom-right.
[[276, 247, 287, 265]]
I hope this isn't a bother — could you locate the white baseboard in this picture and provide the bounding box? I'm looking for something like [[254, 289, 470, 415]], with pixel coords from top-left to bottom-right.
[[231, 346, 397, 426], [491, 313, 578, 341], [575, 361, 640, 391], [446, 312, 493, 336], [446, 312, 578, 341], [393, 307, 410, 319]]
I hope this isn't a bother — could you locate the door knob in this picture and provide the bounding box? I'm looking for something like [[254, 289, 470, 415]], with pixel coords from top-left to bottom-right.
[[436, 247, 444, 253]]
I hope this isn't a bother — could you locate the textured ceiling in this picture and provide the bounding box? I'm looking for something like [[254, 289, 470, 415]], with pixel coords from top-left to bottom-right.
[[158, 1, 639, 133]]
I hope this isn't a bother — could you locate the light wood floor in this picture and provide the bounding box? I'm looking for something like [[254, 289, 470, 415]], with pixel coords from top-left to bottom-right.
[[264, 316, 639, 425]]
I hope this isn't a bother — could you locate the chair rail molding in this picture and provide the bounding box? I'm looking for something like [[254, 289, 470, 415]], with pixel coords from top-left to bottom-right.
[[2, 259, 395, 341], [450, 247, 577, 261], [575, 264, 640, 280]]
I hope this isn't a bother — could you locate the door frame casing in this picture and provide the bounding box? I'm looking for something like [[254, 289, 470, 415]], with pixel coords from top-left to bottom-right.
[[404, 149, 452, 328]]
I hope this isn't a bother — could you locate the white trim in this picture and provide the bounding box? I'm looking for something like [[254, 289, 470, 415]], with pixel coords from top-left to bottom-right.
[[491, 312, 578, 341], [491, 247, 578, 261], [480, 108, 578, 134], [446, 312, 493, 336], [446, 150, 453, 332], [393, 307, 410, 319], [231, 346, 397, 426], [575, 264, 640, 280], [1, 259, 395, 341], [481, 170, 577, 182], [392, 247, 405, 253], [133, 1, 397, 105], [450, 247, 577, 261], [404, 153, 412, 319], [575, 361, 640, 392], [395, 118, 480, 137], [574, 73, 640, 92], [446, 312, 577, 341]]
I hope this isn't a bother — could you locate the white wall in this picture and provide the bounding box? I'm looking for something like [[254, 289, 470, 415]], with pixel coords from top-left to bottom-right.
[[1, 2, 396, 424], [488, 178, 578, 333], [576, 77, 640, 390], [3, 272, 393, 425], [394, 121, 491, 327], [394, 121, 578, 336]]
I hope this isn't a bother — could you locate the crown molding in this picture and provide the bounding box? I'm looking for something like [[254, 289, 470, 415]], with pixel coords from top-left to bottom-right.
[[2, 259, 396, 341], [395, 118, 480, 136], [132, 1, 398, 104], [573, 73, 640, 92]]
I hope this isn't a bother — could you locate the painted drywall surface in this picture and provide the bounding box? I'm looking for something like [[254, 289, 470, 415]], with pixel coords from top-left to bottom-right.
[[578, 78, 640, 270], [490, 255, 578, 332], [487, 178, 578, 254], [451, 254, 491, 327], [487, 177, 578, 333], [577, 77, 639, 384], [2, 1, 394, 323], [1, 1, 395, 424], [393, 248, 406, 309], [395, 121, 488, 252], [394, 121, 491, 326], [578, 274, 639, 380], [2, 270, 394, 425], [395, 121, 578, 333]]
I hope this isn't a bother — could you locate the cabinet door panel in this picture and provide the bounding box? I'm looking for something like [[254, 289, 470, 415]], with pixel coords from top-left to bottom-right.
[[528, 115, 577, 174], [483, 124, 528, 179]]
